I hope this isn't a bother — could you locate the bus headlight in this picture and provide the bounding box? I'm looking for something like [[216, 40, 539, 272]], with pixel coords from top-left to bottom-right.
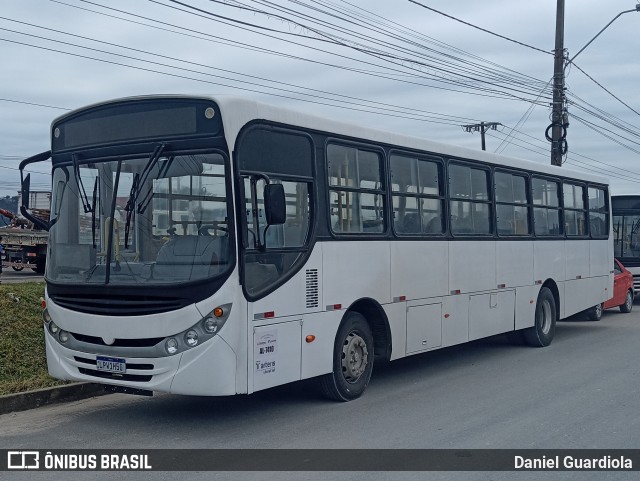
[[184, 330, 198, 347], [42, 309, 52, 324], [203, 317, 219, 334], [166, 338, 179, 355], [59, 331, 70, 343], [158, 304, 232, 357], [48, 322, 60, 335]]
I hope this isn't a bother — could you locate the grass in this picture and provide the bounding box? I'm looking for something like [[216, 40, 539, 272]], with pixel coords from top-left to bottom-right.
[[0, 281, 68, 395]]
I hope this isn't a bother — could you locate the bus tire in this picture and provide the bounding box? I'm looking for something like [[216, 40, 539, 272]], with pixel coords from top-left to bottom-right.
[[620, 290, 633, 313], [586, 303, 603, 321], [320, 311, 374, 402], [523, 287, 556, 347]]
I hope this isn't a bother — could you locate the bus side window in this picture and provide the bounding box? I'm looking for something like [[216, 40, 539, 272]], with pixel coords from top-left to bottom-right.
[[328, 144, 385, 235], [390, 153, 444, 236]]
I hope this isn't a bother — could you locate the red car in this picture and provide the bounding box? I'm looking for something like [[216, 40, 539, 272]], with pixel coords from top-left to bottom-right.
[[586, 259, 634, 320]]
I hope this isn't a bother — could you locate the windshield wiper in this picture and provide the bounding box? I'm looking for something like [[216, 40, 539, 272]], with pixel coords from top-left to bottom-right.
[[138, 156, 173, 215], [91, 177, 98, 249], [73, 154, 93, 213], [122, 143, 166, 248], [124, 173, 139, 249], [132, 143, 167, 215]]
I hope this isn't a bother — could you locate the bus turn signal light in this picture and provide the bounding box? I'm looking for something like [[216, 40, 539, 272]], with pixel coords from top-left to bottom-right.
[[306, 335, 316, 343], [213, 307, 224, 318]]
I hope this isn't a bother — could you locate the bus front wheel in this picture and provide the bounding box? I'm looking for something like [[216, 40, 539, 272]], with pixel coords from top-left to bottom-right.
[[320, 311, 374, 402], [524, 287, 556, 347]]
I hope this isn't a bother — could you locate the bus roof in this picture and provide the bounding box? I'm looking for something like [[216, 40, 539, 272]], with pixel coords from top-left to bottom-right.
[[53, 94, 609, 186]]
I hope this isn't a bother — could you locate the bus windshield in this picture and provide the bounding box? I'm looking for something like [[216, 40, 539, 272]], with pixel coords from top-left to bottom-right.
[[47, 151, 232, 285], [613, 214, 640, 259]]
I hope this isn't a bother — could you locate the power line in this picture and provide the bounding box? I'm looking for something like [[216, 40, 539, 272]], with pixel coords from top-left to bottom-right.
[[2, 0, 637, 186], [0, 18, 479, 124], [571, 62, 640, 118], [53, 1, 550, 103], [0, 97, 69, 110], [407, 0, 552, 55]]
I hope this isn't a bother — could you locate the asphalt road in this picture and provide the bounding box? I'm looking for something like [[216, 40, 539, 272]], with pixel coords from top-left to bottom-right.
[[2, 306, 639, 481], [0, 266, 44, 284]]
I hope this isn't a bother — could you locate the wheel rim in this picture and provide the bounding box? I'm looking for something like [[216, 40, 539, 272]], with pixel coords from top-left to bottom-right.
[[596, 303, 602, 317], [626, 292, 633, 310], [540, 299, 553, 334], [341, 331, 369, 383]]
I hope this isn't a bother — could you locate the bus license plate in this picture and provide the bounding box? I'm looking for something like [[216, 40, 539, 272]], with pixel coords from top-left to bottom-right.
[[96, 356, 126, 374]]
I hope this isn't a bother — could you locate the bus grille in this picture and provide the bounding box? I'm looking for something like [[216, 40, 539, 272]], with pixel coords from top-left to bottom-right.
[[71, 333, 163, 348], [49, 293, 187, 316]]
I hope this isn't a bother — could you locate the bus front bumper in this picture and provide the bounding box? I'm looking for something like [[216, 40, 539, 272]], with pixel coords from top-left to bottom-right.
[[44, 328, 238, 396]]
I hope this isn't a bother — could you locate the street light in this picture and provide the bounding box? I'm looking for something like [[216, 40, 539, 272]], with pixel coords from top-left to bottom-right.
[[567, 4, 640, 66], [550, 3, 640, 166]]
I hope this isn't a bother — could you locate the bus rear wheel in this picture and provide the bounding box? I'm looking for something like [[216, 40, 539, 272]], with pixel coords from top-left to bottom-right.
[[320, 311, 374, 402], [586, 303, 603, 321], [523, 287, 556, 347]]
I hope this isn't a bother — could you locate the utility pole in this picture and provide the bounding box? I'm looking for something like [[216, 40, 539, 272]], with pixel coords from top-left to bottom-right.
[[548, 2, 639, 166], [462, 122, 502, 151], [550, 0, 566, 166]]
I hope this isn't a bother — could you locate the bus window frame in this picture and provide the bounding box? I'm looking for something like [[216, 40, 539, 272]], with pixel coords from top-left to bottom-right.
[[388, 149, 446, 239], [447, 159, 494, 238], [325, 138, 388, 239], [589, 184, 610, 240], [562, 181, 589, 239], [531, 174, 564, 239], [493, 168, 532, 238]]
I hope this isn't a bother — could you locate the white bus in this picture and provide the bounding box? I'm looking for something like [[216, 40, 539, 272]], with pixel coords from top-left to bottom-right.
[[20, 96, 613, 401], [612, 195, 640, 294]]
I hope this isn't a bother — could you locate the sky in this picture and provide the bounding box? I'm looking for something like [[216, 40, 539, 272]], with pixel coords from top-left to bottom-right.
[[1, 0, 640, 198]]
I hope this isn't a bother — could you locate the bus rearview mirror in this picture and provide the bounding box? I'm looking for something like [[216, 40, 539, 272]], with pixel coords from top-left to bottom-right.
[[264, 183, 286, 225]]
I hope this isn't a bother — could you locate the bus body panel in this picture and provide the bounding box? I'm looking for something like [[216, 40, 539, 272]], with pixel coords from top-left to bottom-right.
[[169, 335, 237, 395], [406, 300, 442, 353], [321, 241, 392, 307], [252, 320, 302, 393], [497, 241, 534, 288], [301, 310, 342, 379], [468, 290, 515, 341], [248, 246, 324, 319], [441, 294, 470, 347], [533, 242, 565, 287], [563, 240, 591, 317], [390, 241, 448, 299], [449, 241, 496, 294], [515, 285, 540, 330], [590, 239, 612, 279], [383, 301, 408, 361]]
